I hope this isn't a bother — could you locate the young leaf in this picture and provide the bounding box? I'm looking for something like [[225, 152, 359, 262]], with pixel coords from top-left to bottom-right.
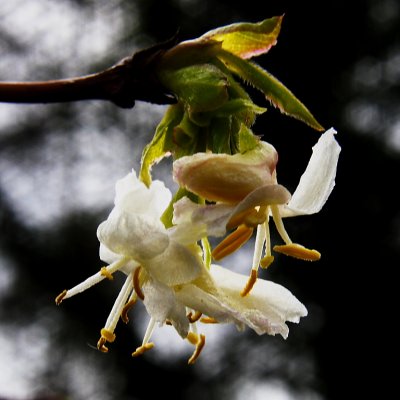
[[139, 104, 183, 186], [199, 16, 283, 59], [218, 50, 324, 131]]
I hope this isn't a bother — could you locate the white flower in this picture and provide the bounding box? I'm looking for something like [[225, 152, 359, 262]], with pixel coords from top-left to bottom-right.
[[56, 169, 308, 364], [173, 128, 341, 295], [56, 170, 204, 356]]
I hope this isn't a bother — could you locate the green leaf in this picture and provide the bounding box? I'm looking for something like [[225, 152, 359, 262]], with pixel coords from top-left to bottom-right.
[[199, 16, 283, 59], [139, 104, 183, 186], [159, 64, 229, 113], [218, 50, 324, 131], [237, 123, 260, 153]]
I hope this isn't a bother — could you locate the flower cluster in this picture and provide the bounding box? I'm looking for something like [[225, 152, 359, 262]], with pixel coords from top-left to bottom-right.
[[56, 16, 341, 364]]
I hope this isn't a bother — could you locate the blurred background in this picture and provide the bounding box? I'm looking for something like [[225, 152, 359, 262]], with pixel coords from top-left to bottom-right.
[[0, 0, 398, 399]]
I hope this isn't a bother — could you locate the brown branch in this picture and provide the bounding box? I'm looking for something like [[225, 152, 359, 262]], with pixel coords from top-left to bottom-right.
[[0, 38, 177, 108]]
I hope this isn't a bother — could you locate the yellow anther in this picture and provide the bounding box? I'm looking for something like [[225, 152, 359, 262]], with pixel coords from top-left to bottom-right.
[[273, 243, 321, 261], [188, 334, 206, 365], [55, 289, 67, 305], [212, 224, 254, 261], [260, 255, 274, 269], [132, 343, 154, 357], [187, 311, 202, 323], [243, 206, 268, 228], [240, 269, 258, 297], [121, 298, 137, 324], [200, 316, 218, 324], [97, 337, 109, 353], [227, 208, 258, 230], [187, 332, 199, 345], [100, 266, 114, 280], [133, 266, 145, 300], [100, 328, 116, 343]]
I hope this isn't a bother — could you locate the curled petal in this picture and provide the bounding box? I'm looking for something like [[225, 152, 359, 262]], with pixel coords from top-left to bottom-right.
[[283, 128, 341, 217], [227, 184, 291, 229]]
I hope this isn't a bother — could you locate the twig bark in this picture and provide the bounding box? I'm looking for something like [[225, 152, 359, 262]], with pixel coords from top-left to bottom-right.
[[0, 38, 177, 108]]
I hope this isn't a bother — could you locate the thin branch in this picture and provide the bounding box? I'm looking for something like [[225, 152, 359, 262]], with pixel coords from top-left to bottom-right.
[[0, 38, 177, 108]]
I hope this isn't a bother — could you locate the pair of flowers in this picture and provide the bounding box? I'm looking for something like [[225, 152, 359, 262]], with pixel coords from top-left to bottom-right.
[[56, 127, 340, 364]]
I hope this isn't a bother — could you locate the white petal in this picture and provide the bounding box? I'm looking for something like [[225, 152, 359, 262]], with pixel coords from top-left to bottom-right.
[[283, 128, 341, 217], [173, 142, 278, 203], [142, 278, 189, 338], [173, 197, 234, 238], [148, 241, 203, 285], [99, 244, 139, 275], [177, 265, 307, 339], [114, 170, 171, 218], [97, 210, 169, 260]]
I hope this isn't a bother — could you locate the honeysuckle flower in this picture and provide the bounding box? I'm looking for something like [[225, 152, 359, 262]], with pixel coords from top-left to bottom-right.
[[173, 128, 341, 295], [56, 169, 308, 364], [56, 170, 204, 357]]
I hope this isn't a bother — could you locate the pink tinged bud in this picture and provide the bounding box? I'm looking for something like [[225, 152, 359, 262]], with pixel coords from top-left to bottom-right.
[[173, 142, 278, 204]]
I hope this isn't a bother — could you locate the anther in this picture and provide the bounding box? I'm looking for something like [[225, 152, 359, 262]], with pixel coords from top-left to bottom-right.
[[187, 311, 202, 323], [260, 255, 274, 269], [187, 332, 199, 345], [97, 337, 109, 353], [132, 343, 154, 357], [188, 334, 206, 365], [200, 316, 218, 324], [212, 224, 254, 261], [133, 266, 145, 300], [227, 208, 260, 230], [100, 266, 114, 280], [97, 329, 116, 353], [273, 243, 321, 261], [100, 328, 116, 343], [121, 298, 137, 324], [55, 290, 67, 305], [241, 269, 258, 297]]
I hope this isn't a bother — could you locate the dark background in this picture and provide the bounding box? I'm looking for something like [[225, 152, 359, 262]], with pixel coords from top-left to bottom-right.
[[0, 1, 398, 399]]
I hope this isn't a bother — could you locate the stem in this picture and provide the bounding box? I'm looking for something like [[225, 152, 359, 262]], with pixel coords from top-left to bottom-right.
[[0, 38, 177, 108]]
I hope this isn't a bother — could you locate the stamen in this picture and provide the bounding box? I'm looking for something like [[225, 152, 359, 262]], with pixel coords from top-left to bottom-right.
[[273, 243, 321, 261], [56, 257, 128, 302], [55, 290, 67, 305], [142, 317, 156, 346], [187, 311, 202, 323], [243, 206, 268, 228], [121, 293, 137, 324], [96, 272, 133, 353], [97, 328, 116, 353], [97, 337, 109, 353], [200, 316, 218, 324], [133, 266, 145, 300], [271, 205, 292, 245], [187, 332, 200, 345], [241, 269, 258, 297], [260, 255, 274, 269], [188, 334, 206, 365], [212, 224, 254, 261], [100, 266, 114, 280], [226, 208, 258, 230], [132, 343, 154, 357]]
